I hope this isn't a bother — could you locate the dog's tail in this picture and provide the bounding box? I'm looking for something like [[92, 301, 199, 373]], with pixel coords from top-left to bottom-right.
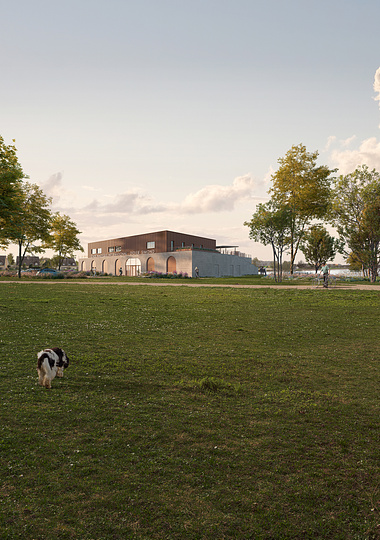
[[37, 351, 54, 370]]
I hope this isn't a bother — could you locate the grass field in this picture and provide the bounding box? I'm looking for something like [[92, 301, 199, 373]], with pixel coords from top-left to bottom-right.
[[0, 282, 379, 539]]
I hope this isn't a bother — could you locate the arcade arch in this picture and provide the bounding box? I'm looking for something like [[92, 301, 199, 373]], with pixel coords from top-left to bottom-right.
[[126, 258, 141, 276], [167, 256, 176, 273]]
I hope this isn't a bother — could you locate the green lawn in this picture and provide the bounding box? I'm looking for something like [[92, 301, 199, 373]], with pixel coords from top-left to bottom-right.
[[0, 283, 379, 539]]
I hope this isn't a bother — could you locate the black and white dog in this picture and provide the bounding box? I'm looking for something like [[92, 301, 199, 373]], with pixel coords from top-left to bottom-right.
[[37, 348, 70, 389]]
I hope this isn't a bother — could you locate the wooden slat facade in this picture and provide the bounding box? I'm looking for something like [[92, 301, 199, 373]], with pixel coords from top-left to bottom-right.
[[88, 230, 216, 257]]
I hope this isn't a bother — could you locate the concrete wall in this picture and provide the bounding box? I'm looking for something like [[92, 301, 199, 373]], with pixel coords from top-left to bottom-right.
[[192, 251, 257, 277], [78, 250, 258, 277]]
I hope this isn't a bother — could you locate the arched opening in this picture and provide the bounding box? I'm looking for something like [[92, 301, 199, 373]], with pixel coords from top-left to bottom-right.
[[81, 261, 85, 271], [102, 260, 108, 274], [147, 257, 155, 272], [167, 256, 176, 273], [126, 258, 141, 276], [115, 259, 122, 276]]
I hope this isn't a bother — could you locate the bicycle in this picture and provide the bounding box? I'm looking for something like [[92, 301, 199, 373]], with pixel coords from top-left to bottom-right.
[[313, 274, 337, 288]]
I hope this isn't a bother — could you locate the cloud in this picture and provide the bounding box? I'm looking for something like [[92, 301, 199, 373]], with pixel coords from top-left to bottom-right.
[[374, 67, 380, 105], [81, 185, 102, 192], [328, 137, 380, 175], [324, 136, 337, 152], [62, 174, 265, 222], [39, 171, 64, 202], [179, 174, 262, 214], [39, 174, 270, 253]]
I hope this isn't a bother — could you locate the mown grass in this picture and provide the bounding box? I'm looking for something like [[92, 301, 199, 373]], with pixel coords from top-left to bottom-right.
[[0, 283, 379, 539]]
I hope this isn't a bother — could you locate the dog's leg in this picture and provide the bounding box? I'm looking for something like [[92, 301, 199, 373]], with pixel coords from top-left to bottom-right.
[[56, 367, 64, 378], [37, 367, 46, 386], [43, 376, 52, 389]]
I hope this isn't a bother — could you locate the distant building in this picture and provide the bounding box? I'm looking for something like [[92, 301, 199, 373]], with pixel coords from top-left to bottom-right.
[[16, 256, 40, 268], [60, 257, 77, 268], [78, 230, 258, 277]]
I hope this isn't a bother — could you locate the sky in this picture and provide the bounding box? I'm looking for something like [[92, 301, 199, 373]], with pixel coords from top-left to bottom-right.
[[1, 0, 380, 263]]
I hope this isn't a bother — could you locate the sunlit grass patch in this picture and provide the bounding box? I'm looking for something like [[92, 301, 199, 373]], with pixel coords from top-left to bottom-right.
[[0, 283, 379, 539], [176, 376, 243, 394]]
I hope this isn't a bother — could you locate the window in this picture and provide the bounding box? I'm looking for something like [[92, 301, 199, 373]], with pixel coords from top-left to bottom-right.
[[147, 241, 155, 249], [181, 242, 185, 248], [108, 247, 115, 253], [97, 248, 102, 254], [115, 246, 121, 252], [91, 248, 97, 254], [126, 258, 141, 276], [170, 240, 174, 251]]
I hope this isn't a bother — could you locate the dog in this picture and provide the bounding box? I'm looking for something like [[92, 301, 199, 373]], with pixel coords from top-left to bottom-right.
[[37, 348, 70, 389]]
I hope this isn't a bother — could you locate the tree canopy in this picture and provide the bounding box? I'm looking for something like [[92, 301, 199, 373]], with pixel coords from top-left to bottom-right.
[[269, 144, 335, 273], [0, 136, 26, 246], [44, 212, 84, 269], [330, 165, 380, 282], [300, 224, 343, 273], [244, 200, 292, 282], [2, 182, 52, 277]]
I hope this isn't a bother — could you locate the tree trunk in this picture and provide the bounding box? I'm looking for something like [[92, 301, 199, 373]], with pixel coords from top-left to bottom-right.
[[17, 241, 22, 279]]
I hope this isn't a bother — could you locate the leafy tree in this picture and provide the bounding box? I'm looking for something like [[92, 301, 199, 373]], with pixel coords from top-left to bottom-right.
[[300, 225, 343, 273], [7, 253, 14, 266], [2, 182, 52, 278], [44, 212, 83, 270], [0, 136, 26, 246], [346, 251, 368, 276], [330, 165, 380, 282], [244, 201, 292, 282], [270, 144, 334, 274]]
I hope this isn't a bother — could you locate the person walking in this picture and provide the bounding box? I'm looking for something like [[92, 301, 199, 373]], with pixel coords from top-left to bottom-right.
[[320, 262, 329, 288]]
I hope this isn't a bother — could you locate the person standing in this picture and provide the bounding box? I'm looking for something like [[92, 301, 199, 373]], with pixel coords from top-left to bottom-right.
[[320, 262, 329, 288]]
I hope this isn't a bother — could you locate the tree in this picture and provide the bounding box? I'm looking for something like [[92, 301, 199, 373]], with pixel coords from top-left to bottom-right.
[[7, 253, 14, 266], [300, 225, 343, 273], [0, 136, 26, 247], [244, 201, 292, 282], [270, 144, 335, 274], [346, 251, 368, 276], [44, 213, 83, 269], [2, 182, 52, 278], [330, 165, 380, 282]]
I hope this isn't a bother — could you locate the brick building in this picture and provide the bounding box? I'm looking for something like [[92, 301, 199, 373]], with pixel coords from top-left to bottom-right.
[[79, 230, 257, 277]]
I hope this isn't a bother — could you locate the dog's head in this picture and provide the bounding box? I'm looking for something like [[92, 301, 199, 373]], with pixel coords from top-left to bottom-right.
[[62, 351, 70, 369], [51, 347, 70, 369]]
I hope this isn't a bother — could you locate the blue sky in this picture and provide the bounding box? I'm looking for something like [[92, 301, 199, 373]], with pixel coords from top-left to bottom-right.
[[2, 0, 380, 261]]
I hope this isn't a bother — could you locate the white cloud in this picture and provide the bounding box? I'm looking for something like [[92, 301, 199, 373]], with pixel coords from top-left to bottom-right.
[[29, 173, 270, 257], [81, 185, 102, 192], [328, 137, 380, 175], [324, 136, 337, 152], [56, 174, 265, 221], [179, 174, 263, 214], [374, 67, 380, 105], [39, 171, 64, 202]]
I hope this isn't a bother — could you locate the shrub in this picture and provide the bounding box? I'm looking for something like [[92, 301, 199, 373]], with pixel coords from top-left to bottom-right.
[[65, 271, 90, 279], [142, 271, 189, 279]]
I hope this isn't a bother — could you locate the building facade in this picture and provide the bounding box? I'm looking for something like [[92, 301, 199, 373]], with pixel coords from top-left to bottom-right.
[[78, 230, 258, 277]]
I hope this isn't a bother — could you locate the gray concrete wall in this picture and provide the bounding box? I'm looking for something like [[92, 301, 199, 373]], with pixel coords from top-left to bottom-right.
[[78, 251, 258, 277]]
